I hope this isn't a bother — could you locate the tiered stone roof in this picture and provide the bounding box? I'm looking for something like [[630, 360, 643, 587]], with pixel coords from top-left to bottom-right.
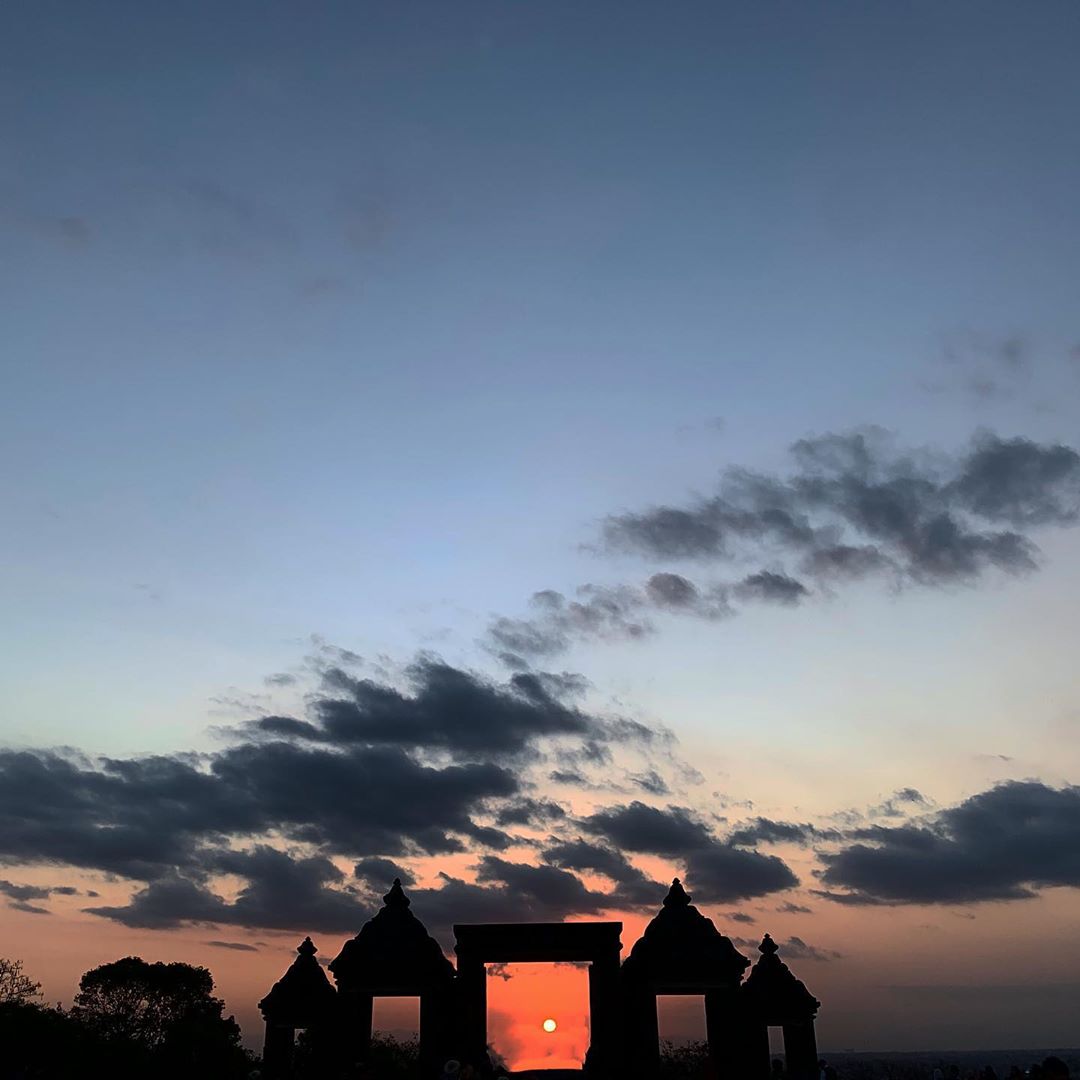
[[621, 878, 750, 990], [329, 879, 454, 992], [740, 933, 820, 1022], [259, 937, 338, 1025]]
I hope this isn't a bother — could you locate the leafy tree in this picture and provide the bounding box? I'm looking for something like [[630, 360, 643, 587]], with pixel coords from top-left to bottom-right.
[[0, 956, 42, 1004], [72, 956, 251, 1078]]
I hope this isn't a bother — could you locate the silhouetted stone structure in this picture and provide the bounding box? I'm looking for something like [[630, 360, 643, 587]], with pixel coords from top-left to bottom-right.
[[258, 936, 337, 1079], [740, 933, 821, 1080], [619, 877, 750, 1078], [257, 877, 821, 1079], [454, 920, 623, 1074], [329, 878, 456, 1075]]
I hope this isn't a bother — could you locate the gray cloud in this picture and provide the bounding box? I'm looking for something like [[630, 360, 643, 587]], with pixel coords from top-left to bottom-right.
[[353, 857, 417, 889], [818, 781, 1080, 905], [776, 901, 813, 914], [603, 430, 1077, 587], [731, 935, 841, 961], [205, 940, 260, 952], [579, 802, 799, 904], [733, 571, 809, 606], [492, 429, 1079, 660], [727, 818, 842, 847], [541, 838, 666, 910]]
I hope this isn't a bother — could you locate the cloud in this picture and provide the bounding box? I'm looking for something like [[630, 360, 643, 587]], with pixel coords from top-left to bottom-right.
[[205, 940, 260, 952], [727, 818, 841, 847], [733, 571, 809, 606], [602, 429, 1078, 588], [491, 429, 1080, 659], [732, 935, 841, 961], [817, 781, 1080, 905], [270, 655, 648, 763], [0, 879, 76, 902], [580, 802, 716, 855], [488, 586, 652, 658], [579, 802, 799, 903], [0, 652, 682, 936], [541, 838, 666, 910], [776, 901, 813, 914], [868, 788, 930, 819], [682, 844, 799, 904], [353, 857, 416, 889]]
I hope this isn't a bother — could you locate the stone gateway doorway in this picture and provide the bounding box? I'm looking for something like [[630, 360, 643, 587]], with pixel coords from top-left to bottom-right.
[[453, 921, 623, 1074]]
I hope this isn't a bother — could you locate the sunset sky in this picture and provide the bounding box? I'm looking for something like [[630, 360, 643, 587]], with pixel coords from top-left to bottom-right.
[[3, 1, 1080, 1066]]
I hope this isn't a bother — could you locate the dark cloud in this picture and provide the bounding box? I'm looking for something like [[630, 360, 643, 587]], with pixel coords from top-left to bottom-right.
[[776, 901, 813, 915], [289, 656, 644, 763], [205, 940, 260, 952], [726, 911, 756, 924], [87, 847, 374, 932], [952, 434, 1080, 526], [10, 901, 51, 915], [0, 879, 73, 902], [629, 769, 671, 796], [602, 429, 1077, 586], [494, 798, 567, 828], [727, 818, 841, 847], [541, 838, 665, 910], [580, 802, 799, 904], [682, 844, 799, 904], [868, 788, 929, 819], [0, 652, 678, 937], [645, 572, 700, 609], [488, 586, 652, 659], [491, 429, 1078, 660], [0, 740, 519, 885], [353, 857, 416, 889], [734, 571, 810, 605], [818, 781, 1080, 905], [732, 935, 840, 961], [581, 802, 716, 856]]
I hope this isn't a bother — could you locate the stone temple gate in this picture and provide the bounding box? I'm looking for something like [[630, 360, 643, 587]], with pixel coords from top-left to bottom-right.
[[259, 878, 821, 1079]]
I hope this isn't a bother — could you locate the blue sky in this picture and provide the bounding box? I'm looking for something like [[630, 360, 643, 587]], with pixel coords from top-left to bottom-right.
[[2, 1, 1080, 1050]]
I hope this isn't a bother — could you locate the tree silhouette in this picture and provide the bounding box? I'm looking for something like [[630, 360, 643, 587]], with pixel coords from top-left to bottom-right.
[[0, 957, 42, 1004], [72, 956, 250, 1078]]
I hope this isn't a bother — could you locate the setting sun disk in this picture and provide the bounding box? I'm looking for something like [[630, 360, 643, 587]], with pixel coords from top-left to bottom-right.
[[542, 1018, 557, 1033]]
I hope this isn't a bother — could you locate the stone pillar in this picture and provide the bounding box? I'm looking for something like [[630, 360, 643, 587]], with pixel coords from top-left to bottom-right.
[[619, 984, 660, 1079], [584, 948, 620, 1074], [261, 1021, 294, 1080], [456, 953, 488, 1071], [704, 989, 741, 1080], [420, 987, 452, 1078], [783, 1019, 819, 1080], [338, 990, 373, 1070], [739, 1019, 771, 1080]]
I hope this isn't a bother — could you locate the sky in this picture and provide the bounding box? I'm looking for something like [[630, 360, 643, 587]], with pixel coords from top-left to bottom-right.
[[2, 0, 1080, 1064]]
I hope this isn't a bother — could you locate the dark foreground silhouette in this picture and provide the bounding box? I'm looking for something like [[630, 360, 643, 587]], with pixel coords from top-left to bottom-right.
[[259, 878, 820, 1079], [0, 956, 253, 1080]]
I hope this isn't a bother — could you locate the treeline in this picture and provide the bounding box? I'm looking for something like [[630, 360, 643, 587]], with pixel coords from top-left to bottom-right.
[[0, 955, 254, 1080]]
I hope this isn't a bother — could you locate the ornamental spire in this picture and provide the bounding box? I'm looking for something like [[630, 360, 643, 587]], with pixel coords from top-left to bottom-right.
[[663, 877, 692, 908], [384, 877, 411, 909]]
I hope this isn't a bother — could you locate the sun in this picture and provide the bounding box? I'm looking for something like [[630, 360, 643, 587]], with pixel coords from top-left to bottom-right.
[[542, 1018, 557, 1033]]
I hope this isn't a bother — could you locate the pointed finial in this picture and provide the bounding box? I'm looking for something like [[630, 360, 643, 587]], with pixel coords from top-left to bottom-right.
[[759, 933, 779, 956], [297, 936, 317, 958], [384, 877, 411, 908], [663, 877, 691, 907]]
